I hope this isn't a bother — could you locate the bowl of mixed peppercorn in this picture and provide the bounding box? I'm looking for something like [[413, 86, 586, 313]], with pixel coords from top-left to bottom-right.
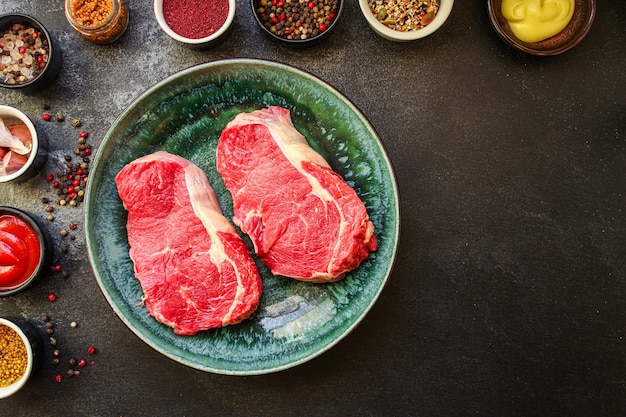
[[251, 0, 344, 46], [0, 13, 61, 91], [359, 0, 454, 41]]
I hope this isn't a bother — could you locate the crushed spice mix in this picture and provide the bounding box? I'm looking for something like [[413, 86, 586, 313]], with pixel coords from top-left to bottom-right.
[[368, 0, 439, 31]]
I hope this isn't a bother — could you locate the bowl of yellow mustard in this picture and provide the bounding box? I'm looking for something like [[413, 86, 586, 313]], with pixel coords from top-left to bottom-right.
[[488, 0, 596, 56]]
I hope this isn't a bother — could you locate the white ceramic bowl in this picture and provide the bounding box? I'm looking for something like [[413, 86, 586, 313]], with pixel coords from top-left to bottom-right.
[[153, 0, 236, 49], [0, 318, 34, 399], [359, 0, 453, 41], [0, 105, 47, 183]]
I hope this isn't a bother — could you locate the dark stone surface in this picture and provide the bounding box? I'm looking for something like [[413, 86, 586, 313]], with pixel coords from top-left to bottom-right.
[[1, 1, 624, 416]]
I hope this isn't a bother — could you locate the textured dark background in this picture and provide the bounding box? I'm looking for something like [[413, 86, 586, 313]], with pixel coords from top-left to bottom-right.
[[1, 1, 624, 416]]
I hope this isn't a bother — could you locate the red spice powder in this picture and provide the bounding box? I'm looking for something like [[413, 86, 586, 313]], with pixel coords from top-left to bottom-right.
[[163, 0, 230, 39]]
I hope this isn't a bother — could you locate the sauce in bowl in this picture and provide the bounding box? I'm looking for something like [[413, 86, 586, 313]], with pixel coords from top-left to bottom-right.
[[501, 0, 575, 43], [0, 209, 43, 293]]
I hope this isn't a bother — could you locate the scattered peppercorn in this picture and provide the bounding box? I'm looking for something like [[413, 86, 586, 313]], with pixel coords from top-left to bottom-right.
[[70, 321, 77, 328], [56, 113, 65, 122], [87, 346, 96, 355], [71, 118, 81, 128], [55, 374, 62, 383], [42, 113, 51, 121], [48, 293, 57, 302]]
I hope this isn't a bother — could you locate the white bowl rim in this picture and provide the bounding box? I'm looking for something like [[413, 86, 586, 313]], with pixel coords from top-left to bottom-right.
[[0, 318, 33, 399], [359, 0, 454, 41], [0, 105, 39, 183], [153, 0, 236, 44]]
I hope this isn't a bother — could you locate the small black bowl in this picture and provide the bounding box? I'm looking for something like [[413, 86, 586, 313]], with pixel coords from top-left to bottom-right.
[[0, 13, 61, 92], [250, 0, 344, 47]]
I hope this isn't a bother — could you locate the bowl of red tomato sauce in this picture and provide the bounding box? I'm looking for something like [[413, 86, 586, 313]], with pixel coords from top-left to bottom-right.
[[154, 0, 236, 49], [0, 207, 49, 297]]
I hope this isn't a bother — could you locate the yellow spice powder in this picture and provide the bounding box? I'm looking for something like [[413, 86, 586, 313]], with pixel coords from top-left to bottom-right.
[[0, 324, 28, 388], [71, 0, 113, 27]]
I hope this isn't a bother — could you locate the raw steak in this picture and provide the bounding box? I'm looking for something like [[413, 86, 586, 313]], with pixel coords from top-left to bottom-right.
[[216, 106, 377, 283], [115, 151, 262, 335]]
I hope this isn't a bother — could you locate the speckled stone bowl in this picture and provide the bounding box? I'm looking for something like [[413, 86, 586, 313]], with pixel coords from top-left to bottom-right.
[[488, 0, 596, 56]]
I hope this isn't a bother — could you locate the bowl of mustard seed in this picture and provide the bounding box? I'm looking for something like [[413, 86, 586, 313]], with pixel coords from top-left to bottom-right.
[[0, 318, 38, 398], [359, 0, 454, 41], [0, 13, 61, 91], [251, 0, 344, 46]]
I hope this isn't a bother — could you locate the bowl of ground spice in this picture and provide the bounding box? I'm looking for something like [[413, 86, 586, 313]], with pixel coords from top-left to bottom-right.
[[154, 0, 236, 49], [0, 13, 61, 91], [65, 0, 130, 44], [359, 0, 454, 41], [0, 318, 36, 398], [251, 0, 344, 46]]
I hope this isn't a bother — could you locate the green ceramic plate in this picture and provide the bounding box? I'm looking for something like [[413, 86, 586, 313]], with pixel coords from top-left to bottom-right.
[[84, 59, 399, 375]]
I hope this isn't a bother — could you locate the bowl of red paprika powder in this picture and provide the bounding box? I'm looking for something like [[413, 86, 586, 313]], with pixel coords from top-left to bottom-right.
[[0, 207, 50, 297], [251, 0, 344, 46], [154, 0, 236, 49]]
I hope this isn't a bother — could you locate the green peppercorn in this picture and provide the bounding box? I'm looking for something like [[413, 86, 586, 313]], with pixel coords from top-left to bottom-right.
[[71, 118, 81, 127]]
